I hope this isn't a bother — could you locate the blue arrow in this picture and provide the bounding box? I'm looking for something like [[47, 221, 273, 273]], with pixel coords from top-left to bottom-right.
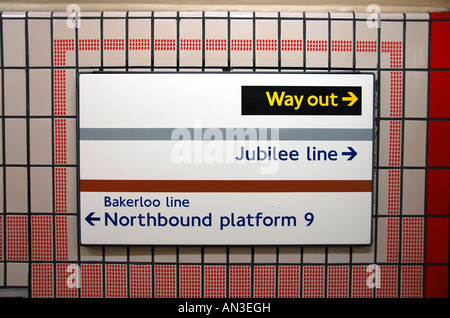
[[85, 212, 100, 226], [342, 146, 357, 161]]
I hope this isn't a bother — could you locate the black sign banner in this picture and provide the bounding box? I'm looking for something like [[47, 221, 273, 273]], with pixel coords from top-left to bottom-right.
[[242, 86, 362, 116]]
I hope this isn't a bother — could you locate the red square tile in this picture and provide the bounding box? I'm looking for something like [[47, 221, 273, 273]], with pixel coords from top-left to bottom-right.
[[431, 21, 450, 68], [425, 265, 448, 298], [427, 169, 450, 215], [432, 12, 450, 20], [426, 217, 449, 263], [430, 71, 450, 118], [428, 121, 450, 167]]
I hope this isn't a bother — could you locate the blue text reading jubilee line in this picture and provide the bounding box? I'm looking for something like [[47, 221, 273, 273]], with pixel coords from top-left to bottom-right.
[[102, 196, 297, 231]]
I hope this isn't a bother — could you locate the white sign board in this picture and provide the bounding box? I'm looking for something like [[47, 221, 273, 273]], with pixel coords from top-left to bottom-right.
[[78, 72, 374, 245]]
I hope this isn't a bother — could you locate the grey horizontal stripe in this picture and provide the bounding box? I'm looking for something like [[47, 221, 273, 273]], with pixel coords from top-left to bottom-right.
[[79, 128, 372, 141]]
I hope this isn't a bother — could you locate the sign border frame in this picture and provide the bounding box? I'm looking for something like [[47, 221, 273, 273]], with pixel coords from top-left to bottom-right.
[[76, 71, 376, 247]]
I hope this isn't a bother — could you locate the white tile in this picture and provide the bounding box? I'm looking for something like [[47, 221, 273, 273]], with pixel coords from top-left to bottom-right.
[[28, 19, 51, 66], [403, 120, 426, 167], [277, 247, 301, 263], [29, 69, 52, 116], [65, 118, 77, 165], [380, 21, 403, 69], [405, 21, 428, 69], [154, 247, 177, 262], [331, 20, 353, 68], [66, 167, 78, 214], [66, 215, 79, 260], [179, 18, 202, 67], [402, 169, 425, 215], [154, 18, 177, 67], [128, 18, 152, 67], [105, 247, 127, 262], [404, 71, 428, 118], [255, 19, 278, 67], [77, 19, 100, 67], [30, 167, 52, 213], [205, 18, 228, 67], [375, 217, 390, 262], [230, 18, 253, 67], [355, 20, 378, 69], [254, 247, 277, 263], [0, 123, 2, 166], [53, 19, 76, 67], [30, 119, 52, 164], [302, 247, 325, 263], [129, 247, 153, 262], [281, 18, 303, 68], [405, 13, 430, 20], [80, 246, 103, 261], [179, 247, 202, 263], [229, 247, 251, 263], [4, 70, 26, 116], [103, 18, 126, 67], [305, 20, 328, 68], [5, 119, 27, 164], [203, 247, 227, 263], [380, 13, 404, 20], [2, 19, 25, 66], [6, 263, 28, 286], [6, 167, 28, 213]]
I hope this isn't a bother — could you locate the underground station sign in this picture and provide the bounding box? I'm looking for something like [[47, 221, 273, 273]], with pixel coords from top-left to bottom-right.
[[78, 72, 374, 245]]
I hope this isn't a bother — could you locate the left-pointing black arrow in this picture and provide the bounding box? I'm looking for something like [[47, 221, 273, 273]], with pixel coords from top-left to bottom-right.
[[85, 212, 101, 226]]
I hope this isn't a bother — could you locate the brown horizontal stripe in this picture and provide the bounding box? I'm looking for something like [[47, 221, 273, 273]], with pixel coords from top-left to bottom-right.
[[80, 180, 372, 193]]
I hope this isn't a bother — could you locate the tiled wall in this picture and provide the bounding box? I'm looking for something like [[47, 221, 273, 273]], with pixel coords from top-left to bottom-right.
[[0, 10, 449, 298]]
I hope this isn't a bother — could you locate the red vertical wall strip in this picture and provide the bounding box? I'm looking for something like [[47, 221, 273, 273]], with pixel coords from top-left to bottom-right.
[[426, 12, 450, 298]]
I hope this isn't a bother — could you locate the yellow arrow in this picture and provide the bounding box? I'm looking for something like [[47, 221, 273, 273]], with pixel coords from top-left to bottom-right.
[[342, 91, 358, 106]]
